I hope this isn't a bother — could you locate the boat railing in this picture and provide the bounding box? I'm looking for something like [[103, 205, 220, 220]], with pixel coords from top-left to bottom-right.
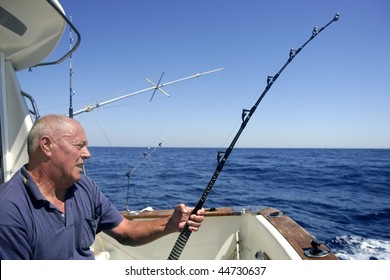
[[21, 91, 40, 122], [31, 0, 81, 69]]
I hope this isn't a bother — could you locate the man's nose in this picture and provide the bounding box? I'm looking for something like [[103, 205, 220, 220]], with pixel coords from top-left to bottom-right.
[[82, 147, 91, 159]]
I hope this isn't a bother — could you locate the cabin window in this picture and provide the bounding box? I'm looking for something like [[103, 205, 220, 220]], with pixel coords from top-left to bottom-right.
[[0, 7, 27, 36]]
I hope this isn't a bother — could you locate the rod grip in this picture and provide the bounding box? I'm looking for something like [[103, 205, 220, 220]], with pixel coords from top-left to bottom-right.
[[167, 225, 192, 260]]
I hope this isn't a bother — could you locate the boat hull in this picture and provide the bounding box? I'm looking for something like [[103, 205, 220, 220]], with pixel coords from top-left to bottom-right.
[[92, 207, 338, 260]]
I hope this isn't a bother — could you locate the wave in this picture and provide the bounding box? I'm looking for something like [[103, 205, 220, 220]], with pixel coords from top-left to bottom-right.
[[329, 235, 390, 260], [354, 208, 390, 222]]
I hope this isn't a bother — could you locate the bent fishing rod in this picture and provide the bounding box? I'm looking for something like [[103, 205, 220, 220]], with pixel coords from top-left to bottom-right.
[[167, 12, 340, 260]]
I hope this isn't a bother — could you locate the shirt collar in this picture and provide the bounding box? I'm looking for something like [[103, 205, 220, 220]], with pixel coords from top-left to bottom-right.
[[21, 166, 48, 204], [20, 166, 77, 209]]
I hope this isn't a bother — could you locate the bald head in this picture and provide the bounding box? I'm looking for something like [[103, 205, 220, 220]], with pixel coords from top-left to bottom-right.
[[27, 115, 81, 156], [26, 114, 91, 191]]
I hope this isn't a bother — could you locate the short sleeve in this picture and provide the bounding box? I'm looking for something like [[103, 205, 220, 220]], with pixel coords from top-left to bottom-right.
[[96, 188, 124, 232], [0, 201, 32, 259]]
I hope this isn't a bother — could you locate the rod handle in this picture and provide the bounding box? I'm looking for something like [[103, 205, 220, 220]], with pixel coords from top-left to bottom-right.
[[167, 225, 192, 260]]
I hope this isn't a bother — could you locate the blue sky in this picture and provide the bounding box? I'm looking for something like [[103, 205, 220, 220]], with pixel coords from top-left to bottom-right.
[[17, 0, 390, 148]]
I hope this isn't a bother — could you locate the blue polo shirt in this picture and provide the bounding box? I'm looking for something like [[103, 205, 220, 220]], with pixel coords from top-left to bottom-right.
[[0, 167, 123, 259]]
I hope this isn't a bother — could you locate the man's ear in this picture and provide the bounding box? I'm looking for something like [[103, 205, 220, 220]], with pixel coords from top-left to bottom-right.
[[40, 135, 53, 156]]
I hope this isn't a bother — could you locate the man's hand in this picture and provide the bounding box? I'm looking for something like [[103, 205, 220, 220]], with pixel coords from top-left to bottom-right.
[[167, 204, 205, 233]]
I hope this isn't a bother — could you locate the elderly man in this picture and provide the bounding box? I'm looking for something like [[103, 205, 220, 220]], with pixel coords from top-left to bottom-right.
[[0, 114, 204, 259]]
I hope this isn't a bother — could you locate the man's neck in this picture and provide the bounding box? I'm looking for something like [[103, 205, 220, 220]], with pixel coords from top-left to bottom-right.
[[27, 167, 67, 213]]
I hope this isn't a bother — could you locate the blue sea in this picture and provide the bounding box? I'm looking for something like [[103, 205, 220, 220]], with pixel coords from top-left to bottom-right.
[[85, 147, 390, 260]]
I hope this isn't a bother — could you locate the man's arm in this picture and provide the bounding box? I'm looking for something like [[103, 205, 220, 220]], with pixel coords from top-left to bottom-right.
[[105, 204, 205, 246]]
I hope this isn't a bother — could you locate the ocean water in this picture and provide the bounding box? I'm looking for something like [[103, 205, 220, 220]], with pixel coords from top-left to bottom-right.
[[85, 147, 390, 260]]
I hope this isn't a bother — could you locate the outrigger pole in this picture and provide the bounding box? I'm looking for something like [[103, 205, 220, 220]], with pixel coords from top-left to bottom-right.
[[70, 68, 224, 117], [125, 139, 165, 212], [167, 13, 340, 260]]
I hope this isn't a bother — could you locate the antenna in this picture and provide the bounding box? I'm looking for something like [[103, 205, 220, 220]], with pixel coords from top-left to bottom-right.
[[70, 68, 224, 117], [146, 72, 169, 101]]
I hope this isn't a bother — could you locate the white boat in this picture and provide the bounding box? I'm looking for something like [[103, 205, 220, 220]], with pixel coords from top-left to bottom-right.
[[0, 0, 337, 260]]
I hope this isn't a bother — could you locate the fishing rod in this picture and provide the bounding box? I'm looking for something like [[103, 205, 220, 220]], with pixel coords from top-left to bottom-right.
[[69, 16, 75, 118], [70, 68, 223, 117], [167, 12, 340, 260], [125, 139, 164, 212]]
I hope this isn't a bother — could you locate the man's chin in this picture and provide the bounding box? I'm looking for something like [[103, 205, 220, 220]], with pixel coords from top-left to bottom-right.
[[73, 169, 83, 181], [72, 175, 82, 183]]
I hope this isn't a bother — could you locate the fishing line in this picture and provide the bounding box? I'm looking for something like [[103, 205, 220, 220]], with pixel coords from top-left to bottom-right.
[[167, 13, 340, 260], [87, 69, 222, 211], [149, 70, 222, 147], [220, 58, 286, 149], [124, 72, 221, 210], [92, 116, 164, 211], [92, 117, 126, 166], [124, 139, 164, 212]]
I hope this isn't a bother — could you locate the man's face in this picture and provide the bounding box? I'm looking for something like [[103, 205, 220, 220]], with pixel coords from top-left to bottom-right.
[[50, 122, 91, 188]]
